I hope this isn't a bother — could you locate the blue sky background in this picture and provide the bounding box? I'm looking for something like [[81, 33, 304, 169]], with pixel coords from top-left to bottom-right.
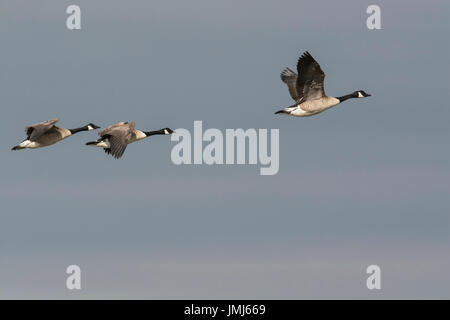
[[0, 0, 449, 298]]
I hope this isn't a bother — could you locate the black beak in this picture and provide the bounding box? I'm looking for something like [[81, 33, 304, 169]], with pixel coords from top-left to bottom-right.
[[91, 124, 101, 129]]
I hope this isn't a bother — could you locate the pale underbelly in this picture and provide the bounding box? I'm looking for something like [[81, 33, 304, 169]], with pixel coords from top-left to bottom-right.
[[289, 108, 325, 117], [20, 137, 65, 148], [291, 98, 340, 117]]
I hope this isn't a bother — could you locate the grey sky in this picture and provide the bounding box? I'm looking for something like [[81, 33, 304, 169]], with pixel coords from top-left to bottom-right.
[[1, 0, 449, 299]]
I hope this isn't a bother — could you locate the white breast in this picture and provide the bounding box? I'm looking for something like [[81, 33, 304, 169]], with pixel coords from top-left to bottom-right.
[[132, 130, 147, 142]]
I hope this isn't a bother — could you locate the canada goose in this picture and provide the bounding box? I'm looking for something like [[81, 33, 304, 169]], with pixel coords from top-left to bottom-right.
[[275, 51, 371, 117], [86, 121, 173, 159], [11, 118, 100, 150]]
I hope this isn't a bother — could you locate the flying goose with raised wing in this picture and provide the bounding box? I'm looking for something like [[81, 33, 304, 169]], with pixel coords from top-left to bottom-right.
[[275, 51, 371, 117], [86, 121, 173, 159], [12, 118, 100, 150]]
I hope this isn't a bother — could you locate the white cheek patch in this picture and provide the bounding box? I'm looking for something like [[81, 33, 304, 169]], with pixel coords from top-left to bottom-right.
[[87, 125, 94, 131], [164, 129, 170, 135], [357, 92, 364, 98]]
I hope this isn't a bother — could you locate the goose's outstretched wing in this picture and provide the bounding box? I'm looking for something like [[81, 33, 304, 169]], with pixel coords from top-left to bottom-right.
[[25, 118, 60, 141], [280, 68, 301, 102], [98, 122, 128, 137], [296, 51, 326, 101], [100, 122, 134, 159]]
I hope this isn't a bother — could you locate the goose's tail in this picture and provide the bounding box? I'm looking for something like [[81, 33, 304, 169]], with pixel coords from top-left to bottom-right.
[[11, 140, 31, 151], [86, 139, 110, 149], [275, 104, 298, 115]]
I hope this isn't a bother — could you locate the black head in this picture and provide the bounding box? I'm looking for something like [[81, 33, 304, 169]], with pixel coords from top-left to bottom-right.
[[354, 90, 371, 98], [162, 128, 174, 135]]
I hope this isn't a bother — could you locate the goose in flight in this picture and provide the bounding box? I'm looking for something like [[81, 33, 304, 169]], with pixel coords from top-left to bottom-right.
[[275, 51, 371, 117], [12, 118, 100, 150], [86, 121, 173, 159]]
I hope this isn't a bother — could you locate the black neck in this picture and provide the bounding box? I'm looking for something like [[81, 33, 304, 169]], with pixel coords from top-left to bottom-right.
[[336, 93, 356, 103], [144, 129, 165, 137], [69, 125, 89, 134]]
